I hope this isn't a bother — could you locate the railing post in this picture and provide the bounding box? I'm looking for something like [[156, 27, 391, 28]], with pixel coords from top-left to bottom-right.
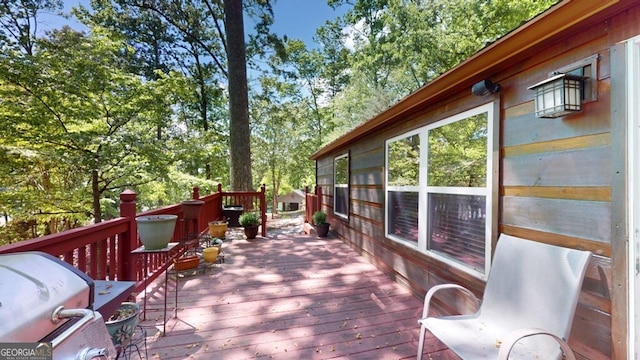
[[120, 190, 137, 281], [260, 184, 267, 237], [304, 186, 310, 223], [192, 186, 201, 232], [316, 185, 323, 213]]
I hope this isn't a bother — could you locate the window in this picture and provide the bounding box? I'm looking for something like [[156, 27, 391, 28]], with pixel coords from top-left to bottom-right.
[[334, 154, 349, 218], [386, 132, 420, 245], [385, 103, 495, 278]]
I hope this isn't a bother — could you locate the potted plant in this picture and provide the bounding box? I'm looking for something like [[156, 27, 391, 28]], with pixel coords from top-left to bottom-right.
[[208, 218, 228, 239], [312, 210, 330, 237], [105, 302, 140, 347], [238, 212, 260, 239]]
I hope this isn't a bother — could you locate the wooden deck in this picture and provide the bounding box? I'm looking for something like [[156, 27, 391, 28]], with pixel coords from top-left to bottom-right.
[[133, 217, 453, 359]]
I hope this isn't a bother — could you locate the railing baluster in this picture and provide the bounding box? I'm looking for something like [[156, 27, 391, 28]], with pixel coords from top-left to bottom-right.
[[78, 247, 87, 274], [90, 242, 98, 279]]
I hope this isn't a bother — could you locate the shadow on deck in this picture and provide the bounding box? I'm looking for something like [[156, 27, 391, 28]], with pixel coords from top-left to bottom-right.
[[134, 214, 454, 359]]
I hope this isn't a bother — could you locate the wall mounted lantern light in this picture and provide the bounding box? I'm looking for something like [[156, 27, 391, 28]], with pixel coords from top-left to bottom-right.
[[528, 73, 584, 118]]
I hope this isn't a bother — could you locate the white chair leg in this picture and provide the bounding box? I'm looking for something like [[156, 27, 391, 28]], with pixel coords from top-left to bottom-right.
[[417, 325, 426, 360]]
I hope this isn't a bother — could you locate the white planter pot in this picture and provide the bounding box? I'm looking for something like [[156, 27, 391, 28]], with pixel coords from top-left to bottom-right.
[[135, 215, 178, 250]]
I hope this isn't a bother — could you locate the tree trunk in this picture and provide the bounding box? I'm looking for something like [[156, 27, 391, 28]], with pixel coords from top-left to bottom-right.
[[224, 0, 252, 191], [92, 167, 102, 223]]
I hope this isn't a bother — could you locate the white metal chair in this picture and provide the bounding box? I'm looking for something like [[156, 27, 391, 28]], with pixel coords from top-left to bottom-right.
[[417, 234, 591, 360]]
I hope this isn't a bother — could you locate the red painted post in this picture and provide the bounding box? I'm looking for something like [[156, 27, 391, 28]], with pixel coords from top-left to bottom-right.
[[192, 186, 201, 232], [260, 184, 267, 237], [119, 190, 137, 281], [316, 185, 323, 213], [304, 186, 310, 223]]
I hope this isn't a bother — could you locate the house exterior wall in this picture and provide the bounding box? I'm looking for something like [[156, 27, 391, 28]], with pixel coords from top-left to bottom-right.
[[312, 2, 640, 359]]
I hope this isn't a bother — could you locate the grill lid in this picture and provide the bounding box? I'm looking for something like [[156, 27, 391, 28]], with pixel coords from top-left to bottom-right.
[[0, 252, 93, 342]]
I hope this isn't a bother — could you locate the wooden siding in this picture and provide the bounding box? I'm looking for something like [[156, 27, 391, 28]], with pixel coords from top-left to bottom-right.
[[311, 2, 640, 359]]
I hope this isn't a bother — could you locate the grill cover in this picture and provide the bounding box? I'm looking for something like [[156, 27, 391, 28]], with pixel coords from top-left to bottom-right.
[[0, 252, 93, 342]]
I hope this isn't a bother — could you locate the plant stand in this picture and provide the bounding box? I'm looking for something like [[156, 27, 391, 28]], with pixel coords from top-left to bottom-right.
[[131, 243, 194, 335]]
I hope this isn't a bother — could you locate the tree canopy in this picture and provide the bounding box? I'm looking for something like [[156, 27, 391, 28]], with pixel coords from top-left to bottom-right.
[[0, 0, 556, 244]]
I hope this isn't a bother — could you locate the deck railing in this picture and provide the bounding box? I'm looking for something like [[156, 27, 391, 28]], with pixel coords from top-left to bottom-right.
[[0, 184, 267, 294], [304, 185, 323, 225]]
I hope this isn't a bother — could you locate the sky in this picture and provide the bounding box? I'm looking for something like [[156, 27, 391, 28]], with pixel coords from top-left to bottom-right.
[[38, 0, 349, 50], [270, 0, 348, 48]]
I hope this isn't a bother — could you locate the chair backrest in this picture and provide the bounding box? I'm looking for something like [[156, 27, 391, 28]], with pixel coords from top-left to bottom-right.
[[479, 234, 591, 340]]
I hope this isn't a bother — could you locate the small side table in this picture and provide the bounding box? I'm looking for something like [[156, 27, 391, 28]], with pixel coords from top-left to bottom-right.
[[131, 243, 181, 335], [93, 280, 136, 320]]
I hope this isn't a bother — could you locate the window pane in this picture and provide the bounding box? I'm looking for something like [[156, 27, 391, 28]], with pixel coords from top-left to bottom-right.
[[428, 193, 486, 272], [335, 157, 348, 184], [335, 155, 349, 217], [388, 134, 420, 186], [428, 113, 487, 187], [335, 187, 349, 216], [388, 191, 419, 244]]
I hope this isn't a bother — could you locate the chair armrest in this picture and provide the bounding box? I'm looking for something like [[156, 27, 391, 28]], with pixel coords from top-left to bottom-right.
[[420, 284, 479, 319], [497, 327, 576, 360]]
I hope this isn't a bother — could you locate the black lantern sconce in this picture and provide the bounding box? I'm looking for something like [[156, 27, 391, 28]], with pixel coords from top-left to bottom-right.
[[528, 73, 584, 118]]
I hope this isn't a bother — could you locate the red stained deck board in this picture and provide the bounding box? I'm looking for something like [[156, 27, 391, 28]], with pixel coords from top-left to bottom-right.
[[134, 222, 454, 359]]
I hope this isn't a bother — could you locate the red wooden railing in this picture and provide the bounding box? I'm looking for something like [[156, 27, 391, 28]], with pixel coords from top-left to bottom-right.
[[222, 184, 267, 237], [0, 185, 267, 294], [305, 185, 322, 225]]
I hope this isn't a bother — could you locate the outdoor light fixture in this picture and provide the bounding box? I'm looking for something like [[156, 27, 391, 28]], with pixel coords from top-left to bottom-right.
[[472, 79, 500, 96], [528, 73, 584, 118]]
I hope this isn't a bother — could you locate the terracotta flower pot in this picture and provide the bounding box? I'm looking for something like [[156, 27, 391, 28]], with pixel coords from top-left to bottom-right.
[[174, 255, 200, 271]]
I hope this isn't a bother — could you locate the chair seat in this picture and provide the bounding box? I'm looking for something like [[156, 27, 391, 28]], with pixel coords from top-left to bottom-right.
[[416, 234, 590, 360], [422, 315, 563, 360]]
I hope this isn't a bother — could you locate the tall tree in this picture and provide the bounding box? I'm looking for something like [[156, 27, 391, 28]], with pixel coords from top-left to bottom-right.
[[79, 0, 281, 191], [0, 28, 175, 226], [225, 0, 252, 191], [320, 0, 557, 129], [0, 0, 62, 55]]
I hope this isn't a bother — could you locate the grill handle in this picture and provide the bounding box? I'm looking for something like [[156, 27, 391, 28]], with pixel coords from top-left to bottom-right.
[[50, 306, 111, 359], [79, 347, 110, 360]]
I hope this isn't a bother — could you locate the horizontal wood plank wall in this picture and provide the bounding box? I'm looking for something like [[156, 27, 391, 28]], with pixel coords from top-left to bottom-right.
[[498, 18, 613, 358], [310, 5, 640, 360]]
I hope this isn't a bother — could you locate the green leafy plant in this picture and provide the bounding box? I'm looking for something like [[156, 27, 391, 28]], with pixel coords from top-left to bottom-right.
[[239, 212, 260, 227], [312, 210, 328, 225]]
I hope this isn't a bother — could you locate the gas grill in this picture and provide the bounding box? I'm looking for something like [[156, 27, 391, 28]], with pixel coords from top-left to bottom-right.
[[0, 252, 117, 359]]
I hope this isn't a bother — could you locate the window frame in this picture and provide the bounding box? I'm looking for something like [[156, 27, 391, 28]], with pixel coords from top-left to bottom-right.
[[385, 129, 423, 246], [334, 153, 349, 219], [384, 103, 497, 279]]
